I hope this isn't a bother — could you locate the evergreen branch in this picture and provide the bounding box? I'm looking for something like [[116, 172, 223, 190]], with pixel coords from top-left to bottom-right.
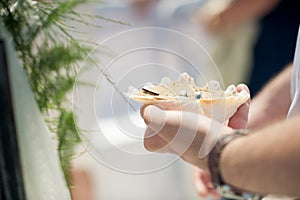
[[60, 13, 104, 29], [0, 0, 131, 190], [79, 12, 131, 26]]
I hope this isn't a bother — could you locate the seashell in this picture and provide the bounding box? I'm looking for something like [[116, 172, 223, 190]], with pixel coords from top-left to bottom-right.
[[225, 85, 237, 96], [206, 80, 221, 91], [127, 73, 250, 122], [195, 92, 201, 99], [179, 72, 196, 86]]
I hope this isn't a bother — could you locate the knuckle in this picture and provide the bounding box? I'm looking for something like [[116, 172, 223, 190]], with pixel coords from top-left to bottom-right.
[[144, 138, 155, 152]]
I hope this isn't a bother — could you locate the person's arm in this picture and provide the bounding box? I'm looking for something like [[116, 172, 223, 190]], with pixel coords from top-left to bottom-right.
[[221, 114, 300, 196], [248, 64, 292, 129], [142, 106, 300, 196], [192, 65, 293, 197], [202, 0, 280, 33]]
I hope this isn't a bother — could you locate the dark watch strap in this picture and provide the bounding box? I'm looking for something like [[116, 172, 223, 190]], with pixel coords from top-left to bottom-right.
[[208, 129, 249, 186]]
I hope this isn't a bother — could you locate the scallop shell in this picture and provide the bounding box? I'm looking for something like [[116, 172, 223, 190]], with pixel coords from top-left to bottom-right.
[[127, 73, 250, 122]]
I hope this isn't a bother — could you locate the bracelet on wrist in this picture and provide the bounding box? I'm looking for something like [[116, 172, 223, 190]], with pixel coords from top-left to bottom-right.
[[208, 129, 249, 187]]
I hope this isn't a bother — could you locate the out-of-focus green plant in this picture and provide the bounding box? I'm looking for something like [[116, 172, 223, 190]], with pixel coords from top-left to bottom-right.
[[0, 0, 126, 186]]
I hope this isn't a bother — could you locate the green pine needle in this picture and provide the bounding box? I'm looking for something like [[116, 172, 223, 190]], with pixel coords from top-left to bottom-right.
[[0, 0, 119, 190]]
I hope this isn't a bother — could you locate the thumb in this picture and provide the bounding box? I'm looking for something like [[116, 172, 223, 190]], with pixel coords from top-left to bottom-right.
[[228, 84, 250, 129], [141, 105, 166, 133]]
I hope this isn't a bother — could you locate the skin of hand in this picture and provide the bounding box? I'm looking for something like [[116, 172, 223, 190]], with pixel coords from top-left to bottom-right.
[[193, 84, 250, 199], [140, 84, 249, 198], [141, 105, 215, 169]]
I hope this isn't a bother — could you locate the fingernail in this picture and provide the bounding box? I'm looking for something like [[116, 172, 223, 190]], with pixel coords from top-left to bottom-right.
[[143, 105, 166, 132]]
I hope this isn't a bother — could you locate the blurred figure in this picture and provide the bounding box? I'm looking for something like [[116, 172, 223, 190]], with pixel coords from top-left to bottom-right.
[[71, 169, 93, 200], [197, 0, 300, 96], [193, 0, 300, 199], [128, 0, 159, 18], [194, 0, 259, 88], [249, 0, 300, 96]]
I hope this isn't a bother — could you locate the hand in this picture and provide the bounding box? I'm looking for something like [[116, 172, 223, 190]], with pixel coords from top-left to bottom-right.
[[193, 84, 250, 198], [140, 83, 250, 168], [141, 105, 217, 170], [140, 84, 250, 198]]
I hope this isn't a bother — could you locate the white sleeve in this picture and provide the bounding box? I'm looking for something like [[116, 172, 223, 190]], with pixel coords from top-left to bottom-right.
[[287, 26, 300, 118]]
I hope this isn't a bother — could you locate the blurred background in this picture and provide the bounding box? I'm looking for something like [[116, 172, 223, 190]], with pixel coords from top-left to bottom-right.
[[69, 0, 300, 199]]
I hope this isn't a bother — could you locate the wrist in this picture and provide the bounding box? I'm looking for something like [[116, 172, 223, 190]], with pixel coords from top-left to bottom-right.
[[208, 129, 249, 187], [197, 126, 235, 172]]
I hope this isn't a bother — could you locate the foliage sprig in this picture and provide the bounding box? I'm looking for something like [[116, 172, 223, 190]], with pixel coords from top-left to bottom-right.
[[0, 0, 117, 186]]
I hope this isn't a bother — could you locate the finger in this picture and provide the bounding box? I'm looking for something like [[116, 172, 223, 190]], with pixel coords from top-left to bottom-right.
[[228, 84, 250, 129], [237, 83, 250, 93], [196, 179, 209, 197], [140, 104, 166, 117], [207, 183, 221, 199], [144, 127, 177, 153], [193, 168, 209, 197], [200, 171, 221, 199], [142, 105, 166, 132], [194, 169, 221, 199], [144, 128, 167, 152], [153, 101, 182, 111], [140, 104, 147, 118]]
